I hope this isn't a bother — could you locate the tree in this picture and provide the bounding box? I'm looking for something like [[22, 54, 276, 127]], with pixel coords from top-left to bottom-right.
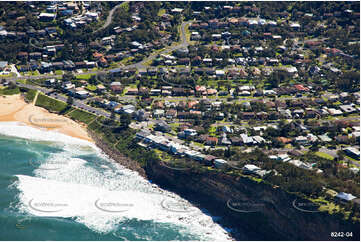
[[110, 109, 116, 121], [66, 95, 73, 106], [63, 72, 75, 82]]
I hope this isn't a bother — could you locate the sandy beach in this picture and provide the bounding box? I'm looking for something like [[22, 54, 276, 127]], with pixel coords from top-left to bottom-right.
[[0, 94, 93, 142]]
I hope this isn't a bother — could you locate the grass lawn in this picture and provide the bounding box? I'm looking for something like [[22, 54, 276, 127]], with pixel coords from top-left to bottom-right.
[[120, 1, 129, 11], [35, 93, 68, 113], [75, 73, 95, 80], [55, 70, 63, 75], [85, 84, 97, 92], [0, 74, 12, 78], [208, 126, 217, 136], [120, 57, 134, 66], [16, 79, 26, 84], [157, 8, 166, 16], [29, 70, 40, 76], [315, 151, 334, 160], [191, 141, 205, 148], [0, 87, 20, 95], [67, 109, 96, 124], [25, 89, 37, 102], [169, 122, 180, 131]]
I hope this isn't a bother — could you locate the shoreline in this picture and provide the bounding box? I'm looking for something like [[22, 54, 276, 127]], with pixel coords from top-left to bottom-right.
[[2, 94, 356, 240], [0, 94, 93, 143], [0, 94, 234, 240]]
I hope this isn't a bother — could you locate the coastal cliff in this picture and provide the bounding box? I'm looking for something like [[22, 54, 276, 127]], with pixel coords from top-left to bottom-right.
[[144, 159, 360, 241], [90, 130, 359, 241]]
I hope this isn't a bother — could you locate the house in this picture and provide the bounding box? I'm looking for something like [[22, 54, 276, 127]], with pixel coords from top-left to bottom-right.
[[252, 136, 265, 144], [344, 147, 360, 159], [215, 70, 225, 77], [138, 87, 149, 96], [171, 8, 183, 13], [339, 104, 357, 114], [206, 136, 218, 146], [190, 32, 201, 40], [17, 51, 28, 60], [270, 154, 291, 162], [166, 109, 177, 119], [220, 126, 233, 133], [318, 134, 332, 143], [121, 104, 135, 115], [0, 61, 8, 71], [184, 129, 197, 137], [335, 192, 357, 203], [134, 109, 149, 122], [39, 12, 56, 21], [75, 90, 89, 99], [214, 159, 227, 168], [110, 82, 122, 93], [242, 112, 255, 120], [150, 89, 161, 96], [153, 109, 165, 118], [126, 88, 138, 95], [96, 84, 106, 93], [327, 108, 343, 116], [29, 52, 42, 60], [230, 136, 242, 146], [294, 84, 310, 92], [45, 78, 56, 86], [52, 62, 65, 70], [240, 134, 254, 145], [203, 155, 216, 166], [172, 87, 186, 96], [243, 164, 261, 174], [294, 136, 308, 145], [219, 133, 231, 146], [289, 160, 313, 170]]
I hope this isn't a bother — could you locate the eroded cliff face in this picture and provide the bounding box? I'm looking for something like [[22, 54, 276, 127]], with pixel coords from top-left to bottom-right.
[[145, 159, 360, 241], [91, 132, 359, 241]]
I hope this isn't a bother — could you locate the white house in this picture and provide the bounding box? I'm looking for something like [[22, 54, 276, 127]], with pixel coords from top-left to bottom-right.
[[214, 159, 227, 168]]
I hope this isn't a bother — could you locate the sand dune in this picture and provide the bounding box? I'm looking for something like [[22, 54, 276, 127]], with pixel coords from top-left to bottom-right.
[[0, 94, 93, 142]]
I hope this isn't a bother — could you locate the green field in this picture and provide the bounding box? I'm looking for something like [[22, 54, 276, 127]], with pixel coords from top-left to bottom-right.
[[157, 8, 166, 16], [25, 89, 37, 102], [35, 93, 69, 113], [85, 84, 97, 91], [67, 109, 96, 124], [315, 152, 334, 160], [0, 87, 20, 95], [75, 73, 95, 80], [16, 79, 27, 84]]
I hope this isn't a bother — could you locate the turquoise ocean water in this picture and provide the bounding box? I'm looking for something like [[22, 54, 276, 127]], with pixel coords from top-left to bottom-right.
[[0, 122, 230, 241]]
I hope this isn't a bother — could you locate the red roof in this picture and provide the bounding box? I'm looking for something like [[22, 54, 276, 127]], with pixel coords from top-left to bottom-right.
[[294, 84, 309, 91], [206, 137, 218, 142]]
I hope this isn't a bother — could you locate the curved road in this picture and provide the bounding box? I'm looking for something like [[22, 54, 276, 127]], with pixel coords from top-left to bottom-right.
[[94, 2, 125, 33], [111, 20, 193, 70]]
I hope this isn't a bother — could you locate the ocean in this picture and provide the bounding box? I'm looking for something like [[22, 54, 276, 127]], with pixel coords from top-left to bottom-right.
[[0, 122, 231, 241]]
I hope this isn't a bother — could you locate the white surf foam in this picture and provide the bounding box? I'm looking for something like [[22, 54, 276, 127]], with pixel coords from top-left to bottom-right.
[[0, 122, 94, 147], [5, 122, 232, 240], [15, 175, 231, 240]]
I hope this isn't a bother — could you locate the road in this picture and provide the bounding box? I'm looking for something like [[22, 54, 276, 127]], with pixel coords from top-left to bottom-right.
[[109, 20, 193, 70], [17, 83, 111, 118], [5, 19, 193, 83], [94, 2, 125, 33]]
